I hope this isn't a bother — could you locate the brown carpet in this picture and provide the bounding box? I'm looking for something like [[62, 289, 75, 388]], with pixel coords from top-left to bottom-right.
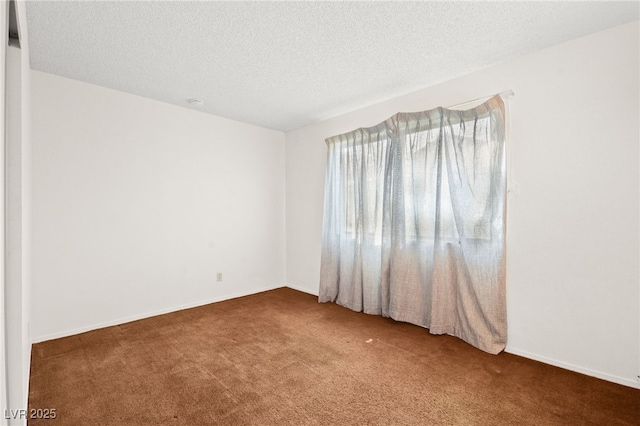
[[28, 287, 639, 425]]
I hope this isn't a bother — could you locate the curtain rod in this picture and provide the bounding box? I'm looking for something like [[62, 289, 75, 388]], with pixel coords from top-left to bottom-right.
[[447, 90, 515, 109]]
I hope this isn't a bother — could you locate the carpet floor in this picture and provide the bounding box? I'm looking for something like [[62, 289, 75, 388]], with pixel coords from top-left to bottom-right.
[[28, 287, 639, 425]]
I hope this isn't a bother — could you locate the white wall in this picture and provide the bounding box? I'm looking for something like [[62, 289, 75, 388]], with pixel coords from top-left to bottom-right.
[[3, 1, 33, 425], [286, 21, 639, 388], [1, 2, 8, 419], [5, 45, 25, 425], [19, 0, 32, 414], [30, 71, 286, 341]]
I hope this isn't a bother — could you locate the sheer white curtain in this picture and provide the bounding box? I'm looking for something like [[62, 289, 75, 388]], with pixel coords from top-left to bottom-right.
[[319, 95, 507, 354]]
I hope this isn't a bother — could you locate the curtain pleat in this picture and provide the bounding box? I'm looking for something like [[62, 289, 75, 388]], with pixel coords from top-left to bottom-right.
[[319, 95, 507, 354]]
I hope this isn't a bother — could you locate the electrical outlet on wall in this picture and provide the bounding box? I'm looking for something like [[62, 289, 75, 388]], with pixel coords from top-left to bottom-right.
[[216, 272, 223, 282]]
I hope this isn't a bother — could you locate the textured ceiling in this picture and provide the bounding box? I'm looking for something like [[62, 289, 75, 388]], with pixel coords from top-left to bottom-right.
[[26, 1, 639, 132]]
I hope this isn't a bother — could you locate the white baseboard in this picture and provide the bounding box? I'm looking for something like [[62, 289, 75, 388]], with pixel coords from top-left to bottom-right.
[[31, 284, 283, 344], [505, 346, 640, 389], [286, 283, 319, 296], [287, 285, 640, 389], [31, 285, 638, 391], [23, 342, 31, 418]]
